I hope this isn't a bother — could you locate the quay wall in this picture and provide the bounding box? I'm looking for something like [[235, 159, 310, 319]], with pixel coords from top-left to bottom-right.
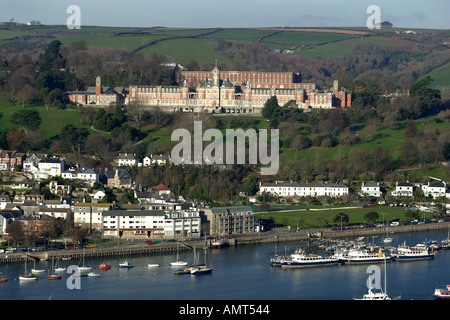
[[0, 243, 191, 264], [1, 222, 448, 263], [234, 221, 450, 246]]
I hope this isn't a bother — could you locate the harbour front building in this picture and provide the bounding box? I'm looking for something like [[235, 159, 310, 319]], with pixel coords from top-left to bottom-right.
[[203, 206, 255, 236], [102, 209, 201, 238], [123, 66, 351, 114]]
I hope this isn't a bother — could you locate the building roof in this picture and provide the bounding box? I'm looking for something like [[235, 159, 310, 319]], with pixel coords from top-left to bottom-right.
[[102, 209, 165, 217], [104, 169, 131, 180], [152, 184, 170, 191], [261, 182, 348, 188], [210, 206, 253, 215], [74, 203, 113, 208]]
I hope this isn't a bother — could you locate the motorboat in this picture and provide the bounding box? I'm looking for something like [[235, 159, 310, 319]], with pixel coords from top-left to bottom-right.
[[119, 261, 133, 268], [99, 263, 111, 270], [280, 250, 339, 268], [88, 272, 100, 277], [148, 264, 159, 267], [212, 239, 228, 248]]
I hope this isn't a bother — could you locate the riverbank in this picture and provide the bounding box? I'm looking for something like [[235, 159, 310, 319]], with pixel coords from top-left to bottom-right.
[[1, 221, 448, 263], [234, 220, 450, 246]]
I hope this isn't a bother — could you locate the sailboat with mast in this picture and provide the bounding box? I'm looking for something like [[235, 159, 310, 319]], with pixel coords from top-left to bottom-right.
[[48, 257, 62, 280], [355, 252, 399, 300], [19, 249, 38, 281], [171, 240, 188, 266], [191, 237, 213, 275], [77, 247, 92, 271]]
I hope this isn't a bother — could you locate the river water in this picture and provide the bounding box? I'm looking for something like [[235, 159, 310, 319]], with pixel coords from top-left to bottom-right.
[[1, 229, 449, 301]]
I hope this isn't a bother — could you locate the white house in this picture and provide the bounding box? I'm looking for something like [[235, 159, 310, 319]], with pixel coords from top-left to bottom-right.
[[0, 195, 12, 210], [90, 190, 106, 201], [142, 154, 171, 166], [421, 181, 447, 199], [359, 182, 382, 198], [62, 164, 99, 185], [391, 182, 414, 197], [23, 153, 46, 173], [259, 181, 349, 198], [114, 153, 139, 167], [37, 157, 64, 177]]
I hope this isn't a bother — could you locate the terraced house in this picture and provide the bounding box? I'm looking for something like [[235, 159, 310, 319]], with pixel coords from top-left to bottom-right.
[[259, 181, 349, 198]]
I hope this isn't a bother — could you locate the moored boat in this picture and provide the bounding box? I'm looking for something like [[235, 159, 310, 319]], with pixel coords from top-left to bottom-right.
[[88, 272, 100, 277], [356, 287, 391, 300], [48, 257, 62, 280], [148, 264, 159, 267], [338, 248, 392, 264], [99, 263, 111, 270], [19, 274, 38, 281], [212, 239, 228, 248], [119, 261, 133, 268], [20, 249, 38, 281], [434, 285, 450, 299], [392, 242, 434, 261], [78, 265, 92, 271], [0, 278, 7, 283], [280, 249, 339, 268]]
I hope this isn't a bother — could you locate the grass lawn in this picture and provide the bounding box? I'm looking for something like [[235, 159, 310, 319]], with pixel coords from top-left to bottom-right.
[[0, 99, 94, 142], [255, 205, 424, 229]]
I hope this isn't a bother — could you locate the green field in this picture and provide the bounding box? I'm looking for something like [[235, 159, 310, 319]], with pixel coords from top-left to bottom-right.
[[422, 61, 450, 94], [139, 38, 230, 64], [296, 36, 414, 58], [255, 206, 427, 229], [57, 34, 166, 51]]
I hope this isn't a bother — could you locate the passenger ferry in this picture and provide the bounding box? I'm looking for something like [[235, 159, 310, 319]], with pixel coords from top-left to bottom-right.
[[392, 242, 434, 261], [280, 250, 339, 268], [434, 285, 450, 299], [337, 248, 392, 264]]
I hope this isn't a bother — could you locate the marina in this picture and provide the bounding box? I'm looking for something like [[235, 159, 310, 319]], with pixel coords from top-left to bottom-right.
[[0, 229, 450, 300]]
